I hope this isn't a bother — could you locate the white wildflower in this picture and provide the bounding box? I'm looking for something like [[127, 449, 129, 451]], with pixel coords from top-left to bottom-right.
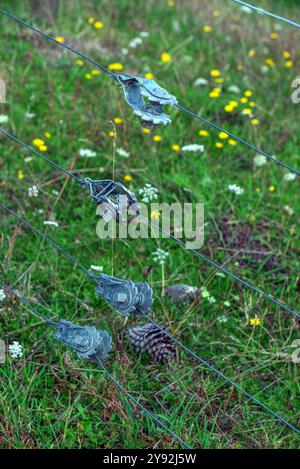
[[207, 296, 216, 304], [217, 315, 228, 323], [181, 144, 204, 153], [25, 112, 35, 119], [284, 205, 294, 216], [152, 248, 169, 266], [24, 157, 33, 163], [0, 114, 9, 123], [224, 301, 231, 307], [129, 37, 143, 48], [116, 147, 130, 158], [28, 185, 39, 197], [253, 154, 267, 167], [228, 85, 241, 94], [138, 183, 159, 203], [200, 287, 210, 299], [79, 148, 96, 158], [283, 172, 297, 182], [43, 220, 59, 228], [140, 31, 149, 38], [90, 265, 103, 272], [261, 65, 269, 74], [9, 341, 23, 359], [121, 48, 129, 55], [193, 78, 208, 87], [228, 184, 244, 195], [240, 6, 252, 13], [0, 289, 6, 302]]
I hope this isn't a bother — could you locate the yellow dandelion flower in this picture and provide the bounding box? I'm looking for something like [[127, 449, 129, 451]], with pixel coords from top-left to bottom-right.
[[215, 142, 224, 149], [224, 104, 234, 112], [123, 174, 133, 183], [153, 135, 162, 142], [219, 132, 229, 140], [94, 21, 104, 29], [251, 118, 260, 125], [108, 131, 116, 138], [285, 60, 294, 69], [270, 32, 279, 40], [228, 139, 237, 146], [250, 316, 262, 327], [244, 90, 252, 97], [265, 58, 275, 67], [255, 187, 261, 193], [144, 72, 154, 79], [215, 77, 224, 84], [32, 138, 45, 147], [229, 101, 238, 108], [248, 49, 256, 57], [18, 169, 24, 180], [203, 25, 212, 33], [44, 132, 52, 139], [210, 69, 221, 77], [39, 145, 48, 152], [249, 101, 256, 107], [142, 128, 151, 134], [161, 52, 172, 63], [168, 0, 175, 6], [88, 17, 95, 24], [114, 117, 123, 125], [108, 63, 124, 71], [209, 91, 220, 99], [199, 130, 209, 137], [151, 210, 160, 220], [91, 70, 100, 76], [171, 144, 181, 152], [85, 73, 92, 80], [240, 97, 248, 104], [75, 59, 84, 66], [213, 10, 220, 17], [242, 108, 252, 115], [269, 185, 275, 192], [283, 51, 291, 59], [55, 36, 65, 43]]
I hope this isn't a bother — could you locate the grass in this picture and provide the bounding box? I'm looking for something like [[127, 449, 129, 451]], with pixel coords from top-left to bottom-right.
[[0, 0, 299, 449]]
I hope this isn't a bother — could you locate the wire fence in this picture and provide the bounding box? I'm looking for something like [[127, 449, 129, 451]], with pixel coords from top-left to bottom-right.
[[1, 1, 299, 448]]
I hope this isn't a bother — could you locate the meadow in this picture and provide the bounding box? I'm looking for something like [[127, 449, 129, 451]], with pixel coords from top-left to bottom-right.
[[0, 0, 299, 449]]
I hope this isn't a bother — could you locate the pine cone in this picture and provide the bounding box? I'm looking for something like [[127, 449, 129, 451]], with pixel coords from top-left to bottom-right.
[[126, 322, 176, 364]]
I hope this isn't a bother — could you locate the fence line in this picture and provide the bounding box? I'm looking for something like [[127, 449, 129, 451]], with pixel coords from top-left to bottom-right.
[[4, 284, 190, 449], [1, 202, 299, 436], [1, 128, 299, 319], [0, 8, 299, 176], [232, 0, 300, 29]]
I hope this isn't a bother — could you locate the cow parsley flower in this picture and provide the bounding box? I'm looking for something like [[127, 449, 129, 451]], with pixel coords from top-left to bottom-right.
[[129, 37, 143, 48], [25, 112, 36, 119], [9, 341, 23, 359], [283, 172, 297, 182], [181, 144, 204, 153], [79, 148, 96, 158], [138, 183, 159, 203], [253, 155, 267, 167], [140, 31, 149, 38], [28, 185, 39, 197], [152, 248, 169, 265], [0, 114, 8, 123], [193, 78, 208, 87], [228, 85, 241, 93], [43, 220, 59, 228], [90, 265, 103, 272], [0, 289, 6, 302], [116, 147, 130, 158], [228, 184, 244, 195]]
